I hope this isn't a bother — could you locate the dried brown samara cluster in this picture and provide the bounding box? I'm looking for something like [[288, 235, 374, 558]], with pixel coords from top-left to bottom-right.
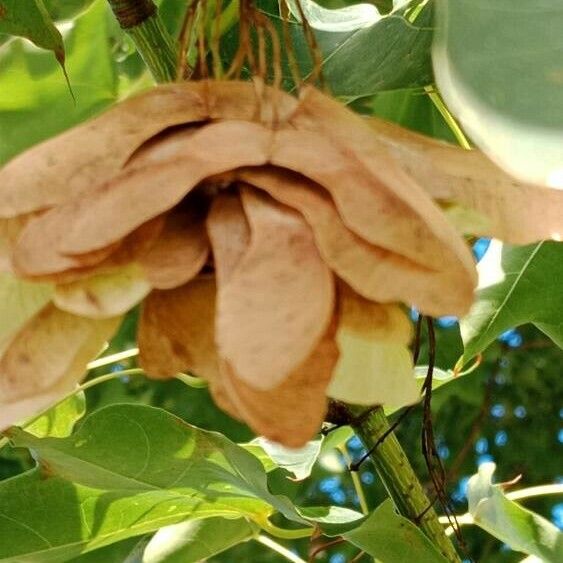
[[0, 80, 561, 446]]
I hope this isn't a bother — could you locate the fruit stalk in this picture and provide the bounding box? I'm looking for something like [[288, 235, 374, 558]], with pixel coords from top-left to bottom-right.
[[107, 0, 178, 82], [350, 405, 461, 562]]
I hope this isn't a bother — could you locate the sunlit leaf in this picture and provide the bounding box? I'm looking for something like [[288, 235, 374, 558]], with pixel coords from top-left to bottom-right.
[[44, 0, 97, 21], [0, 404, 364, 560], [460, 241, 563, 362], [7, 403, 305, 515], [468, 463, 563, 561], [25, 392, 85, 438]]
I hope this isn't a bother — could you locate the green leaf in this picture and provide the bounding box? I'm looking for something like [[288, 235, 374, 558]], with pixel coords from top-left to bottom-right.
[[411, 366, 456, 401], [245, 437, 322, 481], [467, 463, 563, 561], [341, 500, 449, 562], [143, 518, 258, 563], [460, 241, 563, 362], [0, 470, 153, 562], [43, 0, 97, 21], [354, 87, 457, 143], [433, 0, 563, 187], [0, 0, 64, 61], [25, 393, 86, 438], [321, 2, 433, 98], [0, 0, 118, 165], [225, 0, 433, 97], [0, 404, 309, 561], [8, 404, 303, 520]]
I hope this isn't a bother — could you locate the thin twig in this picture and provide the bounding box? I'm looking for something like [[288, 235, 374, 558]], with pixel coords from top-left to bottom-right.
[[339, 445, 369, 514], [256, 535, 308, 563], [308, 537, 345, 562], [350, 550, 367, 563], [87, 347, 139, 370], [425, 86, 471, 149], [420, 317, 467, 554]]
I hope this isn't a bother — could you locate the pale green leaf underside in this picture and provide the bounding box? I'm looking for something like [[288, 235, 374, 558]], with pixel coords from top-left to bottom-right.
[[245, 436, 322, 481], [143, 518, 257, 563], [468, 463, 563, 561], [286, 0, 381, 32]]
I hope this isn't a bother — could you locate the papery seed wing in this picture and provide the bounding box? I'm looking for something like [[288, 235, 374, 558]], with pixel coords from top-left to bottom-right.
[[216, 187, 334, 391], [0, 274, 53, 355], [219, 325, 338, 448], [240, 167, 471, 316], [368, 117, 563, 243], [54, 263, 151, 319], [0, 305, 121, 429], [0, 80, 296, 219], [57, 121, 271, 256], [138, 277, 219, 380], [0, 216, 34, 274], [206, 192, 251, 285], [328, 286, 419, 407], [13, 204, 119, 279], [287, 87, 477, 313], [0, 82, 208, 218], [13, 213, 164, 281], [139, 212, 209, 290]]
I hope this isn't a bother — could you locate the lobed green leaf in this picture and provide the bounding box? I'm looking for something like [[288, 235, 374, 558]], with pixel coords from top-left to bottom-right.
[[461, 241, 563, 362]]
